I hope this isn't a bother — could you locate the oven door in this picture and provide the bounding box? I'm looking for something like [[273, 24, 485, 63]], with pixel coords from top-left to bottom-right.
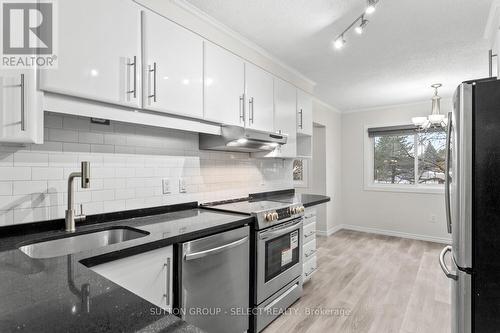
[[256, 218, 303, 304]]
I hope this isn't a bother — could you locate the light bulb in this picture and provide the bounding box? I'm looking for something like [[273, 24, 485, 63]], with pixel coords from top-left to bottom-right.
[[365, 5, 376, 14], [355, 18, 368, 34], [334, 36, 346, 49]]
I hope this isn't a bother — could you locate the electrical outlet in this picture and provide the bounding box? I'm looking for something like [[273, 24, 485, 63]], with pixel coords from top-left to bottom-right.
[[179, 178, 187, 193], [162, 178, 171, 194], [429, 214, 437, 223]]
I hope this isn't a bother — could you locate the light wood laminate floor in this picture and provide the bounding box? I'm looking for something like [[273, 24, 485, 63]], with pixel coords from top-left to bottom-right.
[[263, 230, 451, 333]]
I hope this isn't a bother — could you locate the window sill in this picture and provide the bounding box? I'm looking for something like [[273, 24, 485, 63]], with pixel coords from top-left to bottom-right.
[[364, 184, 445, 195]]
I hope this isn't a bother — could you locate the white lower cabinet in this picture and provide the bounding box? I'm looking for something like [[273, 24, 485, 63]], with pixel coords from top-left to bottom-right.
[[0, 69, 43, 144], [91, 246, 174, 311], [303, 207, 318, 283]]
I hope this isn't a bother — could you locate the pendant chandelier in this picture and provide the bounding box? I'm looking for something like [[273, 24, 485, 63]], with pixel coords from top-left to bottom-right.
[[411, 84, 447, 130]]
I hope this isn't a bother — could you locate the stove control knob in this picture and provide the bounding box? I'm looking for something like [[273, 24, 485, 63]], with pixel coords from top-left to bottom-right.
[[292, 207, 298, 214], [273, 212, 279, 221], [265, 213, 273, 222], [300, 206, 305, 213]]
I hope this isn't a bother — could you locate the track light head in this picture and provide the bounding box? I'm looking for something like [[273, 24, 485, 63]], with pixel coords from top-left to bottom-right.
[[355, 17, 369, 34], [334, 36, 346, 50], [365, 0, 376, 15]]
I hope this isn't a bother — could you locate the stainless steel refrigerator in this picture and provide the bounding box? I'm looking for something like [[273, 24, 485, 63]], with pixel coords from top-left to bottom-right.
[[440, 78, 500, 333]]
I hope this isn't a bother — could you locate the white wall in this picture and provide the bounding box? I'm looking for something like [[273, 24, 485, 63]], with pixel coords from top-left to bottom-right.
[[297, 99, 342, 236], [0, 113, 292, 226], [340, 100, 452, 243]]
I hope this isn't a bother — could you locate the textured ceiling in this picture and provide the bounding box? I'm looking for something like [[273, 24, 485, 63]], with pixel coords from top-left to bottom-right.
[[185, 0, 493, 111]]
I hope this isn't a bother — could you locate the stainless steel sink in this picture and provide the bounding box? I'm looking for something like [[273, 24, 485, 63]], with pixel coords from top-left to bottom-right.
[[18, 227, 149, 259]]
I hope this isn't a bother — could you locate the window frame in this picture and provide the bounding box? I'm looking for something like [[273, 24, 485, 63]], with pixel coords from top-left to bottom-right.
[[363, 123, 445, 195]]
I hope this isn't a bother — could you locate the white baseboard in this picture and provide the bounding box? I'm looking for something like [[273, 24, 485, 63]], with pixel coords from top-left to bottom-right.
[[316, 224, 343, 237], [320, 224, 451, 244]]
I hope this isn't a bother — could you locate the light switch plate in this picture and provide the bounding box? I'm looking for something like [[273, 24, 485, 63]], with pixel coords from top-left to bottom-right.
[[179, 178, 187, 193], [162, 178, 171, 194]]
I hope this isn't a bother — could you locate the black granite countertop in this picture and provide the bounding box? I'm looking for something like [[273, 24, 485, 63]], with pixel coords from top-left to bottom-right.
[[250, 190, 331, 208], [0, 207, 252, 333]]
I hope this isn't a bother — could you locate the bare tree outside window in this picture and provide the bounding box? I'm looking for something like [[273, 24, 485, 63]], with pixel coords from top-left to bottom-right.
[[373, 129, 446, 186]]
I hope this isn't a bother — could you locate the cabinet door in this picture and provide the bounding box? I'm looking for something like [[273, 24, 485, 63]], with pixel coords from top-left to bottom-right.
[[297, 90, 313, 136], [204, 42, 245, 126], [91, 246, 173, 311], [0, 69, 42, 144], [39, 0, 142, 108], [143, 10, 203, 119], [272, 79, 297, 158], [245, 63, 274, 132]]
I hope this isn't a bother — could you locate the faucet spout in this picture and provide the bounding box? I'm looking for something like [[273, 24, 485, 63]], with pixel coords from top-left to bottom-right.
[[66, 162, 90, 232]]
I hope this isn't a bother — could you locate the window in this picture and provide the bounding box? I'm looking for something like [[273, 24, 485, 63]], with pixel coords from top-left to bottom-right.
[[367, 124, 446, 192]]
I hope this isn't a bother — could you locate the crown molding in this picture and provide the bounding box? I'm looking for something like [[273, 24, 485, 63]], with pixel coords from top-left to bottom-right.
[[341, 98, 452, 115], [171, 0, 316, 88], [312, 96, 342, 114]]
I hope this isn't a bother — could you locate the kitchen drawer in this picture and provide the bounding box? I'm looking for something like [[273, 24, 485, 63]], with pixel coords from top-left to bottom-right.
[[303, 216, 317, 227], [303, 238, 316, 260], [303, 221, 316, 243], [304, 207, 316, 219], [303, 254, 317, 283]]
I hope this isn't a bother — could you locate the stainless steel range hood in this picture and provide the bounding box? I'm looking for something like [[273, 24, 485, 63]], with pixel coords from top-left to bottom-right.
[[199, 126, 287, 153]]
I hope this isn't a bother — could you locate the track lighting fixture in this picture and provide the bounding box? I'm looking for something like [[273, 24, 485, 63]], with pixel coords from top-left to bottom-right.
[[355, 16, 368, 34], [332, 0, 380, 51]]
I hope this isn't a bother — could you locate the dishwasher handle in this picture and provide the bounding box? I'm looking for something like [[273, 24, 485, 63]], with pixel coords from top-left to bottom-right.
[[184, 236, 248, 261]]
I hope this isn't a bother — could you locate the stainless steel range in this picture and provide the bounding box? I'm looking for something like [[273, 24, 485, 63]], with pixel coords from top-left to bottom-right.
[[202, 198, 306, 332]]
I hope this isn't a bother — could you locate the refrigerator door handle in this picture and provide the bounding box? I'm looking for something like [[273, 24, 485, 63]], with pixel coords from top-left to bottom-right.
[[445, 111, 453, 234], [439, 245, 458, 280]]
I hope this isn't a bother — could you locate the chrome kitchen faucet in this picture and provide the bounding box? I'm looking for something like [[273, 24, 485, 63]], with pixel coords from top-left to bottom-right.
[[65, 161, 90, 232]]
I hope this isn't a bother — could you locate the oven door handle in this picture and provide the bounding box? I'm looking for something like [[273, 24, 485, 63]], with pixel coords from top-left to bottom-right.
[[259, 220, 302, 240]]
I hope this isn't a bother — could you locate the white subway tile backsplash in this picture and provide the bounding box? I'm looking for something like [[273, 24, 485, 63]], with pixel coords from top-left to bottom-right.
[[32, 167, 63, 180], [0, 113, 293, 225], [0, 167, 31, 181], [49, 128, 79, 142], [0, 182, 12, 195], [79, 132, 104, 144], [13, 181, 47, 195], [63, 143, 91, 153]]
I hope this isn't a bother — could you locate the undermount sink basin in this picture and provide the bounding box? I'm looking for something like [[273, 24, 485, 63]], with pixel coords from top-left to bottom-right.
[[18, 227, 149, 259]]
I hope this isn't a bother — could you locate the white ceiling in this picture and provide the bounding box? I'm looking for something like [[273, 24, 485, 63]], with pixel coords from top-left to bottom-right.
[[185, 0, 493, 111]]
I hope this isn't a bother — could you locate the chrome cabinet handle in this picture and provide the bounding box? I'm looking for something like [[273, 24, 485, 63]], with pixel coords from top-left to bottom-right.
[[305, 249, 316, 258], [249, 97, 254, 124], [20, 74, 25, 131], [259, 219, 302, 240], [127, 56, 137, 98], [305, 231, 315, 238], [445, 112, 453, 234], [439, 245, 458, 280], [263, 282, 299, 311], [164, 258, 171, 306], [305, 267, 317, 277], [298, 109, 303, 129], [184, 236, 248, 261], [239, 94, 245, 123], [148, 62, 157, 102]]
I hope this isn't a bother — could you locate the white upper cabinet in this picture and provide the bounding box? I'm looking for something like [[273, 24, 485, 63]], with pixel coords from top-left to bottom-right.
[[297, 89, 313, 136], [245, 63, 274, 132], [39, 0, 142, 108], [204, 42, 245, 126], [0, 69, 42, 144], [142, 10, 203, 119], [271, 78, 297, 158]]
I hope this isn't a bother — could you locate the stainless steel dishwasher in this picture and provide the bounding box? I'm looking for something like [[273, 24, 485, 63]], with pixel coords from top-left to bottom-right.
[[180, 226, 250, 333]]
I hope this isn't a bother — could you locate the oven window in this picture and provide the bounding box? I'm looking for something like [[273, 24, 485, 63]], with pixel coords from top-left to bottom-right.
[[265, 230, 300, 282]]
